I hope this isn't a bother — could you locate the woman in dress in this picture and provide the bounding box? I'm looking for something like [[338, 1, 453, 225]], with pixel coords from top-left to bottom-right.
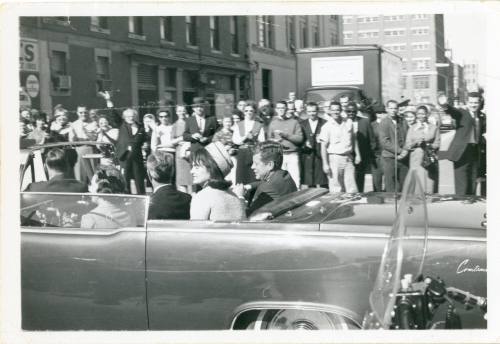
[[403, 106, 440, 193], [232, 102, 265, 184], [151, 109, 179, 154], [96, 115, 119, 166], [213, 115, 237, 183], [172, 105, 193, 193], [81, 165, 137, 229], [190, 142, 246, 221]]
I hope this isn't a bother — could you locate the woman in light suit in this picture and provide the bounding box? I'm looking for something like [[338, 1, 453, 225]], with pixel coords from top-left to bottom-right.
[[403, 106, 440, 193]]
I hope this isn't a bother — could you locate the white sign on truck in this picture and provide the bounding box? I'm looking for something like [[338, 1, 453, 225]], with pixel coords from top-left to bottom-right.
[[311, 56, 364, 87]]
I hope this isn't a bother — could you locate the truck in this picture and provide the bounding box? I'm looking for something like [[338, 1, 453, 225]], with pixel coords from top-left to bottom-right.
[[296, 45, 403, 113]]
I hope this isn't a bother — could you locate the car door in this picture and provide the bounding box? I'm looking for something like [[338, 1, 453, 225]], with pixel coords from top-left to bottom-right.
[[21, 192, 149, 330]]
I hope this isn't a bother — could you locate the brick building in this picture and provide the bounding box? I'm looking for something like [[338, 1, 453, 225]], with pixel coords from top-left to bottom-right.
[[342, 14, 448, 104], [20, 16, 250, 119], [247, 15, 343, 101]]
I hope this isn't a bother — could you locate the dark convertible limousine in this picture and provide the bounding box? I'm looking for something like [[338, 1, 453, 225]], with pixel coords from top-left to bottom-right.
[[20, 142, 486, 331]]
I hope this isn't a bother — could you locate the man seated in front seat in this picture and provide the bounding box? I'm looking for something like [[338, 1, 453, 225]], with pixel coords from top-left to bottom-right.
[[147, 150, 191, 220], [233, 141, 297, 216], [24, 147, 88, 193]]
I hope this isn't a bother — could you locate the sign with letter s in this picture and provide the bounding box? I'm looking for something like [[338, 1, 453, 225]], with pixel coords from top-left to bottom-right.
[[20, 39, 39, 72]]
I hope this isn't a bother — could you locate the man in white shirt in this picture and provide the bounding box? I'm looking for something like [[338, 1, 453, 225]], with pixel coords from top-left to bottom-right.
[[319, 101, 360, 193]]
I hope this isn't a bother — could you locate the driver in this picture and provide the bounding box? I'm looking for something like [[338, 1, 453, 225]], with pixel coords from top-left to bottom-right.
[[24, 147, 88, 193]]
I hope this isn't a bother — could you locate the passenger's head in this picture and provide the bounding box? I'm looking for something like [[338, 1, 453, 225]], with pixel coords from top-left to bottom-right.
[[147, 150, 175, 185], [191, 142, 233, 190], [222, 114, 234, 130], [90, 165, 127, 194], [45, 148, 71, 175], [252, 141, 283, 180]]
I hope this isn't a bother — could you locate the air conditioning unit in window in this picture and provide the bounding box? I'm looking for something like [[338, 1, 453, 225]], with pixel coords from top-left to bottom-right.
[[96, 79, 113, 92], [55, 75, 72, 90]]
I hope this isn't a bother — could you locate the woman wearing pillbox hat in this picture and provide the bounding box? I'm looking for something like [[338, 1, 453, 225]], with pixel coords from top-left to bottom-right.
[[190, 141, 246, 221]]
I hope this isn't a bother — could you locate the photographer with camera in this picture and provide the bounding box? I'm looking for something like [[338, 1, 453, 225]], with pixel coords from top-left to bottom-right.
[[402, 105, 440, 193]]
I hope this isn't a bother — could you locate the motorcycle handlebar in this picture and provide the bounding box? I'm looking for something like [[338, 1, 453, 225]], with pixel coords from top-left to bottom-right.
[[446, 287, 487, 312]]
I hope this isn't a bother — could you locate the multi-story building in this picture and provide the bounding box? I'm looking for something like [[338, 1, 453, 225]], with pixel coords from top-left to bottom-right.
[[20, 16, 250, 119], [463, 63, 479, 92], [342, 14, 448, 104], [247, 15, 342, 101]]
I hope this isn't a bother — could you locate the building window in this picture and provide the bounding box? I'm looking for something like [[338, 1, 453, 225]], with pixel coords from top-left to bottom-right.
[[50, 50, 71, 91], [343, 31, 353, 40], [210, 16, 220, 51], [262, 68, 272, 100], [160, 17, 173, 42], [383, 15, 405, 21], [164, 68, 176, 88], [411, 14, 429, 20], [230, 16, 239, 54], [357, 16, 380, 23], [358, 30, 379, 39], [286, 16, 295, 50], [384, 43, 406, 52], [411, 27, 429, 36], [343, 16, 353, 24], [95, 56, 111, 92], [257, 15, 274, 49], [186, 16, 198, 46], [90, 17, 109, 32], [412, 58, 431, 71], [128, 17, 143, 35], [299, 16, 307, 48], [313, 16, 320, 47], [412, 42, 430, 51], [384, 28, 406, 37], [413, 75, 430, 89]]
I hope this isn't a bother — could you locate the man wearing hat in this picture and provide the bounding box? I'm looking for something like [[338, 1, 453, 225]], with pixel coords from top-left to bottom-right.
[[183, 97, 219, 154]]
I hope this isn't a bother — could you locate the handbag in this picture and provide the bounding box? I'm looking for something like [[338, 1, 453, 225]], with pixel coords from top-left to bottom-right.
[[421, 144, 437, 168]]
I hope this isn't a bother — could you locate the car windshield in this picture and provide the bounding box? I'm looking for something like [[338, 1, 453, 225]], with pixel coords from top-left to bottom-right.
[[363, 170, 429, 329], [20, 142, 117, 190]]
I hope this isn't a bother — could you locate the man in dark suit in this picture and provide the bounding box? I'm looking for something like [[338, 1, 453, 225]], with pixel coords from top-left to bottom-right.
[[146, 151, 191, 220], [24, 147, 88, 192], [183, 97, 218, 154], [233, 141, 297, 216], [115, 108, 147, 194], [299, 102, 328, 188], [346, 102, 377, 192], [370, 106, 388, 191], [438, 92, 486, 195], [378, 100, 409, 193]]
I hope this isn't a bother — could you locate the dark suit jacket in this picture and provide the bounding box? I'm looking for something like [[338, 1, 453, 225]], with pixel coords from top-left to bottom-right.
[[445, 106, 486, 162], [299, 118, 326, 157], [354, 116, 376, 163], [371, 121, 382, 156], [379, 117, 408, 158], [24, 174, 88, 192], [148, 184, 191, 220], [182, 115, 218, 153], [115, 122, 146, 161], [247, 169, 297, 216]]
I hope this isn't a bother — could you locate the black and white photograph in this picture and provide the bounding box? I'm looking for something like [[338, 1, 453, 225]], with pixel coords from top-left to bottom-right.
[[2, 1, 500, 343]]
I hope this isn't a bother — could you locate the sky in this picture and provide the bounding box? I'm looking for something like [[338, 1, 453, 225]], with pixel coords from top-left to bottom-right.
[[443, 13, 488, 84]]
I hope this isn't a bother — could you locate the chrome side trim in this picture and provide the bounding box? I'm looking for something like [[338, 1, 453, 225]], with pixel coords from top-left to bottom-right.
[[230, 301, 362, 329], [21, 227, 145, 235]]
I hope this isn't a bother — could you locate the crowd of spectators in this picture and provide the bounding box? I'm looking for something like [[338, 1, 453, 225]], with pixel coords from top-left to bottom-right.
[[20, 89, 487, 224]]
